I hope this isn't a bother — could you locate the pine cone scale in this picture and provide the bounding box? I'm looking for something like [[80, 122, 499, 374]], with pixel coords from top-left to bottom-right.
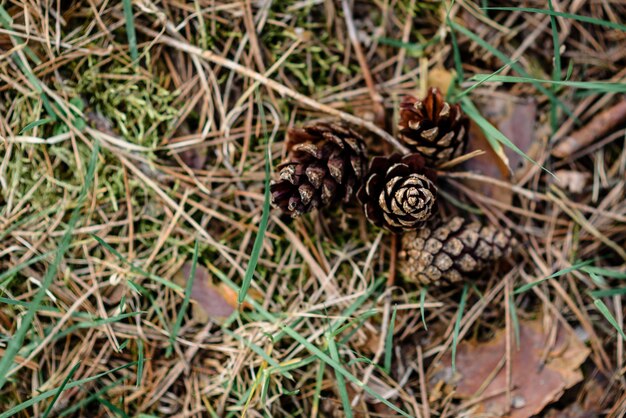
[[357, 153, 438, 233], [398, 88, 469, 165], [271, 122, 367, 218], [399, 217, 517, 286]]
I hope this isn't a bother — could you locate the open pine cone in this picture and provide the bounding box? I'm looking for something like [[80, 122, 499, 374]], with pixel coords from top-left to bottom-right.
[[398, 87, 469, 165], [399, 216, 517, 286], [270, 122, 367, 218], [357, 153, 437, 233]]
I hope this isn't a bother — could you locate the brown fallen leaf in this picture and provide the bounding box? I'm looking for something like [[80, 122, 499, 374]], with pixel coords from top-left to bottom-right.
[[462, 94, 539, 205], [462, 120, 514, 205], [476, 94, 539, 173], [428, 67, 456, 96], [432, 319, 590, 418], [174, 263, 258, 322]]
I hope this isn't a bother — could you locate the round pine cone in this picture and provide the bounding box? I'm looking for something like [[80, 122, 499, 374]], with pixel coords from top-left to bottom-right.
[[399, 217, 517, 286], [398, 87, 469, 165], [357, 153, 437, 233], [270, 122, 367, 218]]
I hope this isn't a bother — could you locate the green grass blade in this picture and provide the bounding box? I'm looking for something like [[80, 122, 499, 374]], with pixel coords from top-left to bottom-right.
[[122, 0, 139, 63], [582, 266, 626, 279], [327, 336, 353, 418], [0, 141, 99, 391], [469, 74, 626, 94], [548, 0, 561, 133], [593, 299, 626, 340], [136, 339, 144, 387], [590, 288, 626, 298], [19, 117, 55, 134], [449, 20, 574, 120], [509, 295, 520, 348], [42, 362, 81, 418], [383, 305, 397, 374], [210, 264, 411, 417], [514, 260, 594, 294], [239, 97, 272, 304], [167, 240, 199, 357], [92, 235, 183, 292], [452, 284, 469, 373], [419, 287, 428, 330], [59, 377, 127, 417], [461, 97, 552, 176], [0, 361, 138, 418], [483, 7, 626, 32], [223, 328, 292, 379], [312, 360, 325, 418]]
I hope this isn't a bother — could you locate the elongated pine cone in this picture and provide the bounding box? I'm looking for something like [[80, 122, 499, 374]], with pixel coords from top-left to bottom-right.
[[270, 123, 367, 217], [357, 153, 437, 233], [399, 217, 517, 286], [398, 87, 469, 165]]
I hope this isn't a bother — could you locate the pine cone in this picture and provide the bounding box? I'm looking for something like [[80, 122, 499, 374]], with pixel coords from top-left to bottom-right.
[[399, 217, 517, 286], [398, 88, 469, 165], [357, 153, 437, 233], [270, 122, 367, 217]]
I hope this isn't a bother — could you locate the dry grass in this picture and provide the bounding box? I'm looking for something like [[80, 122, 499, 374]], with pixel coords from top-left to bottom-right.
[[0, 1, 625, 417]]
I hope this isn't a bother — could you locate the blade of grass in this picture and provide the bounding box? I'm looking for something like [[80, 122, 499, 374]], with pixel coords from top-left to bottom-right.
[[0, 141, 99, 390], [590, 288, 626, 298], [42, 362, 81, 418], [239, 96, 272, 304], [136, 339, 144, 387], [383, 306, 397, 374], [461, 96, 553, 176], [59, 377, 128, 417], [222, 328, 293, 379], [449, 20, 574, 120], [327, 335, 353, 418], [509, 295, 520, 348], [0, 361, 138, 418], [92, 235, 183, 292], [548, 0, 561, 133], [514, 260, 594, 294], [167, 240, 199, 357], [419, 287, 428, 330], [122, 0, 139, 63], [312, 360, 325, 418], [19, 117, 55, 134], [582, 266, 626, 279], [594, 299, 626, 340], [0, 6, 41, 63], [469, 75, 626, 94], [483, 7, 626, 32], [209, 263, 411, 417], [452, 283, 469, 373]]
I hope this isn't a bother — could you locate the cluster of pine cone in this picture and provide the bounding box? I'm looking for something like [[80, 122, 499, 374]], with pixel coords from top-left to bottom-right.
[[270, 88, 516, 287]]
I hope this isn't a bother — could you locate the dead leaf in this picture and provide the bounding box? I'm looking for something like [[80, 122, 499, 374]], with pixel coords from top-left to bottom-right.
[[462, 120, 514, 205], [428, 67, 455, 96], [476, 94, 538, 172], [175, 263, 259, 322], [462, 94, 539, 205], [432, 319, 590, 418]]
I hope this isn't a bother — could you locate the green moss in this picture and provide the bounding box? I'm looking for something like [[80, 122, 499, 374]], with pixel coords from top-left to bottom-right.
[[74, 55, 179, 148]]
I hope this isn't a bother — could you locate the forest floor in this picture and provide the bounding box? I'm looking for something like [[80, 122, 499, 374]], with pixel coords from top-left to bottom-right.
[[1, 1, 625, 417]]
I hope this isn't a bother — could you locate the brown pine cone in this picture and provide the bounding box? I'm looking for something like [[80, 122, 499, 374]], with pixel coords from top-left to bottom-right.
[[399, 217, 517, 286], [270, 122, 367, 217], [357, 153, 437, 233], [398, 87, 469, 165]]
